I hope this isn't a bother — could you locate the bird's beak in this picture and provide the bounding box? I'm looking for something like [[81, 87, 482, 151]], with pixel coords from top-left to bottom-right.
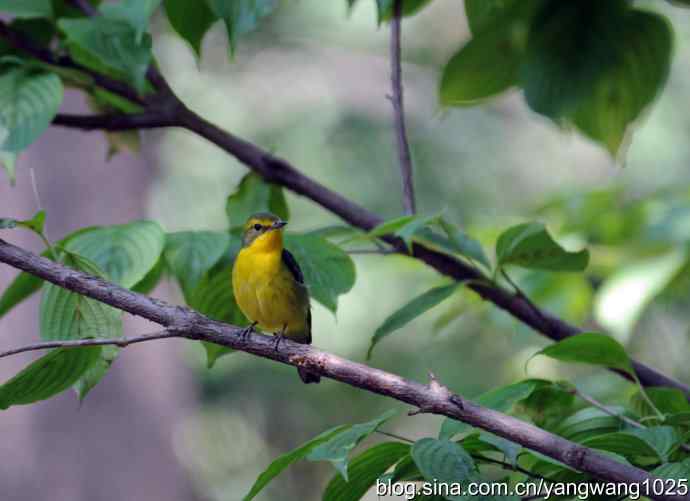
[[271, 220, 287, 230]]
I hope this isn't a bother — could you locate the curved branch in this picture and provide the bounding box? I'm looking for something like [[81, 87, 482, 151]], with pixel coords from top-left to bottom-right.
[[389, 0, 416, 215], [0, 238, 683, 500], [4, 13, 685, 396]]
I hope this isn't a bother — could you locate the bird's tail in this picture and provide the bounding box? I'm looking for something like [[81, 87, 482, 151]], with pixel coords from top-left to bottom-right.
[[298, 367, 321, 384]]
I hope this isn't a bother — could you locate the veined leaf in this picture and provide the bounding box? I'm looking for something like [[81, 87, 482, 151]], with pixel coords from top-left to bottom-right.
[[322, 442, 410, 501], [0, 66, 63, 152], [412, 438, 476, 489], [0, 226, 100, 319], [64, 220, 165, 288], [163, 230, 229, 299], [0, 346, 101, 410], [58, 17, 152, 93], [368, 283, 459, 360], [39, 252, 123, 400], [284, 233, 355, 314], [306, 409, 398, 481]]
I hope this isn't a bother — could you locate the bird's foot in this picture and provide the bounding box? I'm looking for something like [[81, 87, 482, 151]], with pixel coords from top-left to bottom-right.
[[240, 322, 257, 343], [273, 325, 287, 352]]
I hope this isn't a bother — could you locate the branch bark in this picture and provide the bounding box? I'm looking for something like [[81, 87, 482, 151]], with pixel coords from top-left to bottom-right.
[[1, 18, 687, 396], [389, 0, 416, 215], [0, 238, 684, 501]]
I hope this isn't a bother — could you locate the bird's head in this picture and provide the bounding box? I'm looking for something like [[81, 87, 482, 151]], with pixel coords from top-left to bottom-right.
[[241, 212, 287, 251]]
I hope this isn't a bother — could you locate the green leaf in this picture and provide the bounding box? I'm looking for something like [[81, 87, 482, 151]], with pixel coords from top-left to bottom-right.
[[15, 209, 45, 234], [0, 66, 63, 152], [226, 173, 289, 229], [532, 332, 634, 377], [521, 1, 672, 156], [283, 233, 355, 314], [163, 0, 216, 58], [39, 252, 123, 400], [100, 0, 161, 43], [412, 438, 475, 489], [653, 458, 690, 481], [438, 218, 491, 269], [64, 220, 165, 288], [205, 0, 277, 55], [0, 0, 52, 18], [163, 230, 229, 299], [581, 427, 680, 462], [375, 0, 434, 23], [477, 432, 521, 467], [242, 424, 349, 501], [554, 406, 625, 442], [0, 217, 16, 229], [58, 17, 152, 93], [306, 409, 398, 481], [496, 223, 589, 271], [0, 346, 101, 410], [631, 387, 690, 419], [496, 222, 589, 272], [367, 283, 459, 360], [440, 379, 548, 440], [189, 264, 247, 367], [0, 226, 100, 319], [368, 212, 441, 251], [131, 256, 164, 294], [323, 442, 410, 501], [440, 18, 522, 106]]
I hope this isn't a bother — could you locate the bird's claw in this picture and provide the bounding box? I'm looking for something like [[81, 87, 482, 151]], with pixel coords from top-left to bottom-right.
[[240, 322, 257, 343]]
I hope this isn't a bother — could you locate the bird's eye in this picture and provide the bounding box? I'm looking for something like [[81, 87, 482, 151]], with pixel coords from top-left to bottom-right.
[[253, 223, 262, 231]]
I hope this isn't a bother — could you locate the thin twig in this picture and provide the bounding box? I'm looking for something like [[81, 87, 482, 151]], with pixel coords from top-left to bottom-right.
[[571, 386, 644, 430], [471, 454, 551, 484], [375, 429, 415, 443], [0, 330, 179, 359], [389, 0, 416, 215]]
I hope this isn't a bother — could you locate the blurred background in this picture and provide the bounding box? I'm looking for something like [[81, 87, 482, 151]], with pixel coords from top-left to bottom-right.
[[2, 0, 690, 499]]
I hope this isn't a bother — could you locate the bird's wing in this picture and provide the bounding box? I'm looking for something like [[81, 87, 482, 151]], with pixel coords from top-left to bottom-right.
[[282, 248, 311, 344]]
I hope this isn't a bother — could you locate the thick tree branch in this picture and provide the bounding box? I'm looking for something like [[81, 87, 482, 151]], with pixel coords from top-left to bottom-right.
[[389, 0, 416, 215], [3, 13, 686, 396], [0, 239, 684, 500]]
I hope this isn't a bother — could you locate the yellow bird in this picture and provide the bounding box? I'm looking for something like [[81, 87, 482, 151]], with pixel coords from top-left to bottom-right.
[[232, 212, 320, 384]]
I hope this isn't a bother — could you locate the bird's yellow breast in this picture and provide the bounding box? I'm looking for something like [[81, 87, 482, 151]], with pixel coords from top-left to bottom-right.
[[232, 245, 309, 341]]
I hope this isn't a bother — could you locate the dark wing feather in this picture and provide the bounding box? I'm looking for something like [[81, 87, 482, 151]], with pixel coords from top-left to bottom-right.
[[282, 249, 311, 344]]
